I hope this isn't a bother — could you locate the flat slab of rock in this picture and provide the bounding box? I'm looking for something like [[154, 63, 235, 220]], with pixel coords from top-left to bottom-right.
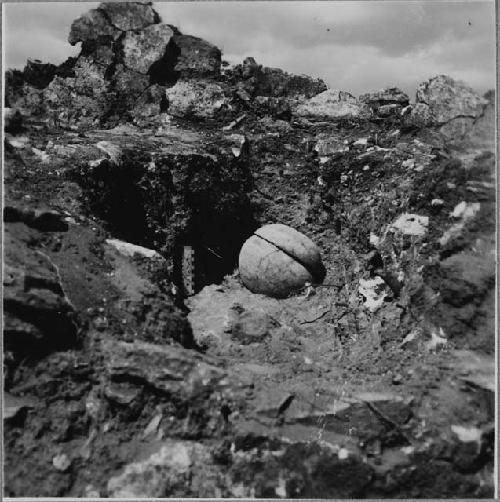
[[295, 89, 370, 121], [102, 339, 227, 399]]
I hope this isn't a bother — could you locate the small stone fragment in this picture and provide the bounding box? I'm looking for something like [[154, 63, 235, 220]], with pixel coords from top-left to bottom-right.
[[106, 238, 162, 260], [52, 453, 71, 472], [359, 276, 391, 312], [451, 425, 482, 443], [390, 213, 429, 237]]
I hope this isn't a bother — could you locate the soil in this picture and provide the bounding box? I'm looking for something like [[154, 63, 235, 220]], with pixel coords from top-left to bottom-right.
[[3, 91, 496, 496]]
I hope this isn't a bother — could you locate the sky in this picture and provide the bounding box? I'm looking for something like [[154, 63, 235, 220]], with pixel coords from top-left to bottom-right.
[[3, 1, 496, 98]]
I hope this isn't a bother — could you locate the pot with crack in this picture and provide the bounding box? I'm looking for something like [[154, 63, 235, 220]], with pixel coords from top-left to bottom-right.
[[238, 223, 326, 298]]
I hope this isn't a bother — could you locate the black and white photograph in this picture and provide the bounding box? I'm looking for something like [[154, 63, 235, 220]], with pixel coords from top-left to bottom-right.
[[2, 0, 497, 498]]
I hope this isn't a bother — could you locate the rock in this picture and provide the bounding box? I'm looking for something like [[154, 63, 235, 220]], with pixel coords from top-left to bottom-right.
[[222, 114, 246, 132], [416, 75, 487, 124], [107, 440, 217, 498], [467, 95, 495, 150], [359, 87, 409, 117], [102, 339, 227, 398], [105, 238, 162, 259], [68, 8, 120, 45], [98, 2, 159, 31], [165, 80, 230, 119], [3, 393, 38, 422], [173, 34, 222, 78], [390, 213, 429, 237], [253, 96, 292, 120], [412, 75, 489, 143], [231, 57, 327, 99], [22, 59, 58, 89], [4, 231, 77, 357], [52, 454, 71, 472], [377, 103, 402, 117], [255, 67, 327, 99], [450, 201, 480, 220], [294, 89, 369, 121], [95, 141, 122, 164], [122, 24, 174, 74], [130, 84, 167, 121], [359, 276, 392, 312], [408, 102, 433, 127], [224, 133, 249, 158], [4, 206, 69, 232], [314, 134, 348, 156], [4, 108, 24, 135], [224, 303, 279, 344], [438, 201, 481, 250], [437, 252, 494, 308], [109, 64, 151, 115], [360, 87, 409, 107], [239, 224, 325, 298], [453, 349, 495, 393]]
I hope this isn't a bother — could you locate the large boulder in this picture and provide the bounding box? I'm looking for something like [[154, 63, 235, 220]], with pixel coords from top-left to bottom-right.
[[97, 2, 159, 31], [415, 75, 487, 123], [68, 8, 120, 45], [294, 89, 370, 121], [239, 224, 325, 298], [410, 75, 490, 144], [173, 34, 222, 78], [122, 24, 175, 74]]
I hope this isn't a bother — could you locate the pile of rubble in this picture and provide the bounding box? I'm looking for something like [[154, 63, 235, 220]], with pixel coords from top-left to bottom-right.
[[3, 2, 495, 498]]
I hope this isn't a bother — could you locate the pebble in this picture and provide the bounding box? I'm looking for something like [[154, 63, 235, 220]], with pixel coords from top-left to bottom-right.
[[52, 453, 71, 472]]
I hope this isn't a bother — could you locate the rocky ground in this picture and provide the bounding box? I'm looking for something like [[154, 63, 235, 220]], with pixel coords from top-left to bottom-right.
[[3, 2, 496, 498]]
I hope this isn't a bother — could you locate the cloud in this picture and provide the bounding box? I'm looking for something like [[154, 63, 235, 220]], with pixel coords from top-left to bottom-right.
[[3, 1, 495, 95]]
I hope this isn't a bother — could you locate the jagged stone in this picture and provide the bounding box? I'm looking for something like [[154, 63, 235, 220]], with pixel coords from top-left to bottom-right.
[[130, 84, 167, 121], [80, 43, 115, 67], [173, 34, 221, 78], [408, 102, 433, 126], [295, 89, 370, 121], [109, 64, 150, 116], [415, 75, 487, 124], [122, 24, 174, 74], [101, 339, 226, 398], [231, 57, 326, 99], [98, 2, 159, 32], [68, 8, 120, 45], [22, 59, 58, 89], [3, 231, 78, 357], [359, 87, 409, 108], [165, 79, 230, 119]]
